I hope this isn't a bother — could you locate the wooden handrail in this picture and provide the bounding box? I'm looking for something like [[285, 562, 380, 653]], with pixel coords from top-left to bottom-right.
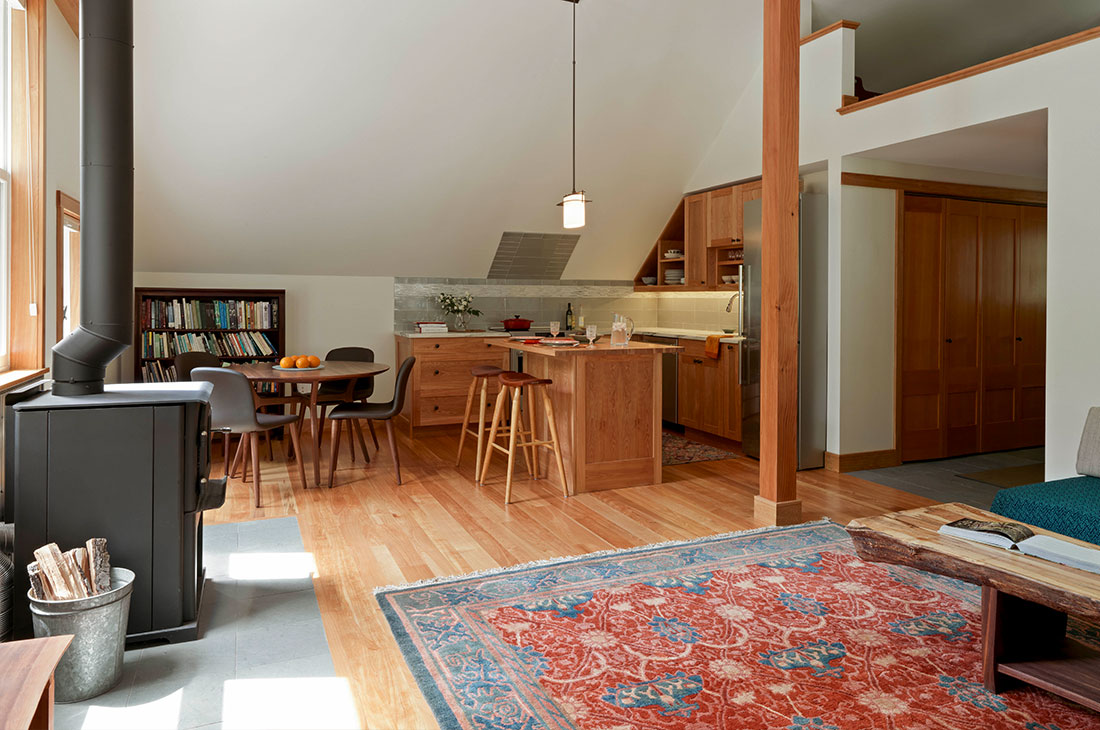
[[800, 20, 859, 46], [839, 23, 1100, 115], [841, 173, 1047, 205]]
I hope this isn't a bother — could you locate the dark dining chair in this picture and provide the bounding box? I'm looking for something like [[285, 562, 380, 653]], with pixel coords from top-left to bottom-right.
[[326, 357, 415, 487], [191, 367, 307, 507], [305, 346, 378, 461], [174, 351, 222, 381]]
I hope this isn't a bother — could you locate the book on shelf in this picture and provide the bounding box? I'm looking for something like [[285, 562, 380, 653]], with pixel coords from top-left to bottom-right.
[[416, 321, 448, 333], [938, 518, 1100, 575], [141, 297, 278, 331], [142, 330, 277, 359]]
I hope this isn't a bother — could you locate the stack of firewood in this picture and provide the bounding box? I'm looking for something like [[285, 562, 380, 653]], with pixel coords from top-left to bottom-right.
[[26, 538, 111, 600]]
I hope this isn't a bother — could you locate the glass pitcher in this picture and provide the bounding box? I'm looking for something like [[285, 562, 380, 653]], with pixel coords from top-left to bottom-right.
[[610, 314, 635, 347]]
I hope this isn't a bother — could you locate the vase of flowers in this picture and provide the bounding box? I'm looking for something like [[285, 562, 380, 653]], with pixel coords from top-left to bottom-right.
[[437, 292, 482, 331]]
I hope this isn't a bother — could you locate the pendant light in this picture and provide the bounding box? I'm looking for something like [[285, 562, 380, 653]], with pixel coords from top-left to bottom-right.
[[558, 0, 589, 229]]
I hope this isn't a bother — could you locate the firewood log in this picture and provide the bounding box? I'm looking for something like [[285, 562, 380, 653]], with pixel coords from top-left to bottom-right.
[[33, 543, 76, 600], [26, 561, 54, 600], [86, 538, 111, 594], [65, 549, 93, 596]]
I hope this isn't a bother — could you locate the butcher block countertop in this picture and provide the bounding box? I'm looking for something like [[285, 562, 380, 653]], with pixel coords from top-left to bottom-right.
[[489, 340, 681, 356]]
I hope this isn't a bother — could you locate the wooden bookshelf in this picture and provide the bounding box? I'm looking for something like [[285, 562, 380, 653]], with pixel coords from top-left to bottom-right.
[[133, 287, 287, 383]]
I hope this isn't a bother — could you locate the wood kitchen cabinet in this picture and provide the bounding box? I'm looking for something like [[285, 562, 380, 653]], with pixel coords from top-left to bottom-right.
[[684, 193, 709, 287], [395, 335, 509, 435], [707, 186, 741, 247], [677, 339, 727, 436], [723, 342, 742, 441]]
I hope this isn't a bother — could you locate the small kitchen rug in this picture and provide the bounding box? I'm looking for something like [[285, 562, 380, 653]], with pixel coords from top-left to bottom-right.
[[662, 431, 738, 465], [375, 522, 1098, 730]]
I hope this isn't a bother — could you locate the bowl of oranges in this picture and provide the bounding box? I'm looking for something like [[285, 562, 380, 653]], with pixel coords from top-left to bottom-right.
[[274, 354, 323, 371]]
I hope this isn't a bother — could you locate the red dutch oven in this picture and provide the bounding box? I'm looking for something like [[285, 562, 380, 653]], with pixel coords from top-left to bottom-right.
[[501, 315, 534, 331]]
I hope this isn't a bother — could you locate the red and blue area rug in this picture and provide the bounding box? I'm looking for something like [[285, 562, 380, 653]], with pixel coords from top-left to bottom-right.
[[376, 521, 1098, 729]]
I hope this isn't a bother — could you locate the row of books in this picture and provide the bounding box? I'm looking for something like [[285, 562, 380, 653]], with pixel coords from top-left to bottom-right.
[[416, 321, 448, 333], [141, 330, 277, 359], [140, 360, 276, 394], [141, 298, 279, 331]]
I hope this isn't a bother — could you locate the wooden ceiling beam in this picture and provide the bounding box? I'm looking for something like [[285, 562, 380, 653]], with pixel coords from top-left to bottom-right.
[[757, 0, 802, 526], [56, 0, 78, 36]]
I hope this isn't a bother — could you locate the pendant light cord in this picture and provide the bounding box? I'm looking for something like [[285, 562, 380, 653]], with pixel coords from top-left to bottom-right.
[[571, 0, 577, 194]]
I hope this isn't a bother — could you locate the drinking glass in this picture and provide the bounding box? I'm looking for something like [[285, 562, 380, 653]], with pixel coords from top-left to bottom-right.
[[550, 321, 561, 338], [586, 324, 597, 347]]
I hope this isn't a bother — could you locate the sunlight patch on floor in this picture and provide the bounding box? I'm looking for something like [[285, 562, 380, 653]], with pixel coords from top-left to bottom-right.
[[227, 551, 319, 580], [81, 690, 182, 730], [222, 677, 359, 729]]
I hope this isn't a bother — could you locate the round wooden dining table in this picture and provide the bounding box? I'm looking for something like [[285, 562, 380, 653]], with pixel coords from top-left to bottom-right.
[[230, 360, 390, 487]]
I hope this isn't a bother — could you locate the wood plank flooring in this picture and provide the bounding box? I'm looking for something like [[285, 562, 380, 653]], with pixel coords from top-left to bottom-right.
[[206, 429, 934, 729]]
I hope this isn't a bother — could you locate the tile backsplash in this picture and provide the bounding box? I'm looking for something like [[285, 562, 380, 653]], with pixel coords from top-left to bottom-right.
[[394, 278, 741, 334]]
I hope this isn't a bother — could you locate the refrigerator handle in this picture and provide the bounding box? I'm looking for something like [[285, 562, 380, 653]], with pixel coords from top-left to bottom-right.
[[738, 263, 745, 336]]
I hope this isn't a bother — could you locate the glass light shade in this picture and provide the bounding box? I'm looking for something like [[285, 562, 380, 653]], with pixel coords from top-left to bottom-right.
[[562, 192, 586, 229]]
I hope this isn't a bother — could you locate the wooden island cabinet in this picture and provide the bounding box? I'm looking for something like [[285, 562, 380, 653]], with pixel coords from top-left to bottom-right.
[[676, 339, 741, 442], [395, 334, 509, 435]]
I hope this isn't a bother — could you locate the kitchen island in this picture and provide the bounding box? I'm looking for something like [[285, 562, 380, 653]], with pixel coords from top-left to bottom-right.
[[490, 340, 681, 494]]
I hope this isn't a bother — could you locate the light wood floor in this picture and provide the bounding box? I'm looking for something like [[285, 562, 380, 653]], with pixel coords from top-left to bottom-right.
[[206, 427, 934, 729]]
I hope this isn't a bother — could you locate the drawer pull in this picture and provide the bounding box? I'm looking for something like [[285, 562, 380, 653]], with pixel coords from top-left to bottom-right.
[[433, 405, 439, 411], [694, 358, 703, 364], [434, 343, 440, 349], [434, 369, 440, 375]]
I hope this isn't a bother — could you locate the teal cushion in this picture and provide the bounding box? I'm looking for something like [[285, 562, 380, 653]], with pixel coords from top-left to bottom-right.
[[991, 476, 1100, 546]]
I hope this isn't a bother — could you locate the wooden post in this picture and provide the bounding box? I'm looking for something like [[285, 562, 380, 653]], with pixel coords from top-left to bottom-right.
[[756, 0, 802, 526]]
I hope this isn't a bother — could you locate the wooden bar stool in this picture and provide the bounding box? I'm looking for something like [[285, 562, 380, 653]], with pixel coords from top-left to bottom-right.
[[479, 371, 568, 504], [455, 365, 504, 482]]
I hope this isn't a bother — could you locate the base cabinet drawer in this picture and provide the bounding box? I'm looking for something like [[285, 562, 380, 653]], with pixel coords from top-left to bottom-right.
[[410, 338, 503, 358], [417, 393, 505, 426], [418, 358, 507, 394]]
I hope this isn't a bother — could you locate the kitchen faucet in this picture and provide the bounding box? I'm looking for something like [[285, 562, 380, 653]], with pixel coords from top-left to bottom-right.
[[726, 294, 737, 313]]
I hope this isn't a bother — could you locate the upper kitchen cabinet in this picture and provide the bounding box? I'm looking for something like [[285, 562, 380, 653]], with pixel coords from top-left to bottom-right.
[[684, 193, 709, 287], [706, 186, 740, 247]]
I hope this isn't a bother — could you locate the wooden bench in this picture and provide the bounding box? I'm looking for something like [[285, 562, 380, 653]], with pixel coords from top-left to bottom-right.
[[0, 635, 72, 730]]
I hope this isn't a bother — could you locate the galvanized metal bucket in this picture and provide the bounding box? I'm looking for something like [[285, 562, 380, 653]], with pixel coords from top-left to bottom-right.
[[28, 567, 134, 703]]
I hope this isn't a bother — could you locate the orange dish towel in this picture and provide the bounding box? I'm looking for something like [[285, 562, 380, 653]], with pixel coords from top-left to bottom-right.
[[704, 335, 723, 360]]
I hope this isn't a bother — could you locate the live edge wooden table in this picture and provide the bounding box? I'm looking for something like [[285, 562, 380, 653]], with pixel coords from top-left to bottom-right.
[[847, 502, 1100, 712], [232, 360, 390, 488], [490, 340, 681, 494], [0, 635, 72, 730]]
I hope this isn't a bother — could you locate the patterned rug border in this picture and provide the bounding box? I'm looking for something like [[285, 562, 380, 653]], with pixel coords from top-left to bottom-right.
[[375, 519, 839, 730], [373, 518, 835, 597]]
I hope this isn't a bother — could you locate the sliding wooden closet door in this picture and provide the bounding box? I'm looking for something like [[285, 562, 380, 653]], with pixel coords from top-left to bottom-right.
[[942, 200, 981, 456], [979, 203, 1020, 452], [1016, 206, 1046, 447], [899, 196, 946, 461]]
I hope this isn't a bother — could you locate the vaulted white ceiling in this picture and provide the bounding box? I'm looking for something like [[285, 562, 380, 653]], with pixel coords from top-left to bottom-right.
[[133, 0, 762, 280]]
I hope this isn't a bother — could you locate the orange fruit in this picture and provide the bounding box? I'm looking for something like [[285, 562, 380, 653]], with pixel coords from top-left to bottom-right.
[[279, 356, 295, 369], [307, 355, 321, 368], [295, 356, 311, 369]]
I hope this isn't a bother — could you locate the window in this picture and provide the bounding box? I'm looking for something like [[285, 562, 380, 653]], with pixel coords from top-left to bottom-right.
[[56, 193, 78, 339], [0, 6, 10, 372]]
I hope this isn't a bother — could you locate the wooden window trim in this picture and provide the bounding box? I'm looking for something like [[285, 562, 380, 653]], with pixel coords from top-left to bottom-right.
[[9, 0, 46, 372], [838, 23, 1100, 115], [55, 191, 79, 341]]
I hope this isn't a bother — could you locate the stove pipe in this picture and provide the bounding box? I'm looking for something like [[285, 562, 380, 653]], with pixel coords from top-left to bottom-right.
[[50, 0, 133, 396]]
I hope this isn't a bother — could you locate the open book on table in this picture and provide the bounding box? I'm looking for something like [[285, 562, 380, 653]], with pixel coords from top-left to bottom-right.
[[938, 518, 1100, 575]]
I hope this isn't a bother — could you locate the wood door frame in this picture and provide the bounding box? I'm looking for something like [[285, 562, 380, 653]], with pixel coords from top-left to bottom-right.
[[894, 190, 1047, 462], [55, 191, 80, 341]]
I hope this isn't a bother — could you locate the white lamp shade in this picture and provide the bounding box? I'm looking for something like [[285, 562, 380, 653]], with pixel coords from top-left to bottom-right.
[[562, 192, 586, 229]]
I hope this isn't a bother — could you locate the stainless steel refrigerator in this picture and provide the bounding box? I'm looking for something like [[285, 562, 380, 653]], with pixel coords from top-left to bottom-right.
[[740, 193, 827, 469]]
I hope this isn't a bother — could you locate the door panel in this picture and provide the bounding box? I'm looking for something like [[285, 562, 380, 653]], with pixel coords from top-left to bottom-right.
[[698, 355, 725, 434], [724, 344, 741, 441], [707, 187, 739, 247], [1016, 206, 1046, 447], [899, 196, 945, 461], [980, 203, 1020, 452], [685, 194, 708, 286], [677, 354, 700, 428], [942, 199, 981, 456]]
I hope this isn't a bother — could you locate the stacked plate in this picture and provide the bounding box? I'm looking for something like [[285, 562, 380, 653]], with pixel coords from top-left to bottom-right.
[[0, 551, 12, 640], [664, 268, 684, 285]]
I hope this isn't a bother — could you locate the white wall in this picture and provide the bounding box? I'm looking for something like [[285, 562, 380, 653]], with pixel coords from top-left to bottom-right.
[[44, 1, 80, 367], [128, 273, 397, 394], [687, 26, 1095, 476]]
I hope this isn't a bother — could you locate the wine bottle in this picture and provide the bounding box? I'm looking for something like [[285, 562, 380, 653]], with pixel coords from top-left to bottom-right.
[[565, 302, 574, 331]]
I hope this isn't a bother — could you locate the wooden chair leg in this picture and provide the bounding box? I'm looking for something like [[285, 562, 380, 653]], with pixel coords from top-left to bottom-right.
[[287, 419, 307, 488], [230, 434, 245, 478], [514, 389, 535, 478], [384, 419, 402, 485], [366, 418, 380, 449], [223, 432, 231, 478], [480, 386, 508, 486], [250, 432, 262, 507], [541, 388, 569, 497], [345, 420, 357, 462], [456, 377, 478, 466], [504, 388, 523, 504], [353, 420, 371, 463], [264, 430, 274, 461], [328, 418, 342, 488], [240, 433, 251, 483]]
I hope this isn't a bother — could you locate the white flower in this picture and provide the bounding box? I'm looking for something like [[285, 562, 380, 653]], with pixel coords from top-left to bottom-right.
[[873, 654, 898, 667], [730, 691, 756, 705], [761, 575, 786, 584], [709, 659, 752, 680], [499, 621, 533, 635], [768, 683, 794, 695], [833, 581, 871, 595], [641, 597, 667, 606], [610, 601, 633, 612], [858, 690, 909, 715], [579, 630, 618, 649], [715, 604, 754, 622], [847, 629, 890, 647]]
